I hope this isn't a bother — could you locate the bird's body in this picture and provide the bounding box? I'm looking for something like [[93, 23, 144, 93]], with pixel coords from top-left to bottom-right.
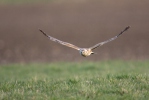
[[39, 26, 130, 57], [79, 48, 94, 57]]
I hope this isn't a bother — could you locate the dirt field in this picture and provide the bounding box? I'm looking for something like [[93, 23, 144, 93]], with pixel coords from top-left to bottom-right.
[[0, 0, 149, 63]]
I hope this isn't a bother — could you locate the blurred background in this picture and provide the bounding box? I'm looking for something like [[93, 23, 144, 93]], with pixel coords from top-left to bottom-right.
[[0, 0, 149, 63]]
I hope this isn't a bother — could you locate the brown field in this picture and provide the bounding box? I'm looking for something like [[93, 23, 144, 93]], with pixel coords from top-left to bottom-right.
[[0, 0, 149, 63]]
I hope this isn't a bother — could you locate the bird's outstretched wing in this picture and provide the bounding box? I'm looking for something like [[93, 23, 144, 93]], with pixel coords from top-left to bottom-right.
[[39, 29, 80, 50], [90, 26, 130, 50]]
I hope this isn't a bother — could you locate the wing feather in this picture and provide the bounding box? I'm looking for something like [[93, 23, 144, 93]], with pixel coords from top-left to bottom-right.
[[90, 26, 130, 50], [39, 29, 80, 50]]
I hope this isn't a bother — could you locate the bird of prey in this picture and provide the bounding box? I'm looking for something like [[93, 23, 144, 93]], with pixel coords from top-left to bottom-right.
[[39, 26, 130, 57]]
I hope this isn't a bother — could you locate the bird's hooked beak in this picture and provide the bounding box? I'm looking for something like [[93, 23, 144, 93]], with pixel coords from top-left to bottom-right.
[[91, 52, 95, 54], [91, 52, 97, 55]]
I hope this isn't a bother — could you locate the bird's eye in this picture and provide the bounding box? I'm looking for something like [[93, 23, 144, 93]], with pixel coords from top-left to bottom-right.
[[82, 51, 85, 54]]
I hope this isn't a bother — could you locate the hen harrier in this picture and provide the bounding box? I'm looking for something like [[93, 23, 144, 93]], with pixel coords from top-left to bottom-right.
[[39, 26, 130, 57]]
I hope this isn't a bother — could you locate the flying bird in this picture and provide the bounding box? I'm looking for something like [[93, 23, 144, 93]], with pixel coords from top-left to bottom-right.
[[39, 26, 130, 57]]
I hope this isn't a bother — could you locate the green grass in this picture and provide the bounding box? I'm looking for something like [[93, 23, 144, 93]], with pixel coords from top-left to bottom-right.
[[0, 61, 149, 100]]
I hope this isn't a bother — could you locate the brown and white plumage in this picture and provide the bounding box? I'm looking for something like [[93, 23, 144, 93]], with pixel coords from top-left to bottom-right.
[[39, 26, 130, 57], [90, 26, 130, 50], [39, 30, 80, 50]]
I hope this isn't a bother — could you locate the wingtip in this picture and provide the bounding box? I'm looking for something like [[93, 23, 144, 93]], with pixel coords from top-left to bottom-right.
[[39, 29, 43, 33], [123, 26, 130, 32], [39, 29, 48, 37], [126, 26, 130, 30], [39, 29, 45, 34]]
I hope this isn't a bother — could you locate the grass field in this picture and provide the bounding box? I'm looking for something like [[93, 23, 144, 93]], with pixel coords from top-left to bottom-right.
[[0, 61, 149, 100]]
